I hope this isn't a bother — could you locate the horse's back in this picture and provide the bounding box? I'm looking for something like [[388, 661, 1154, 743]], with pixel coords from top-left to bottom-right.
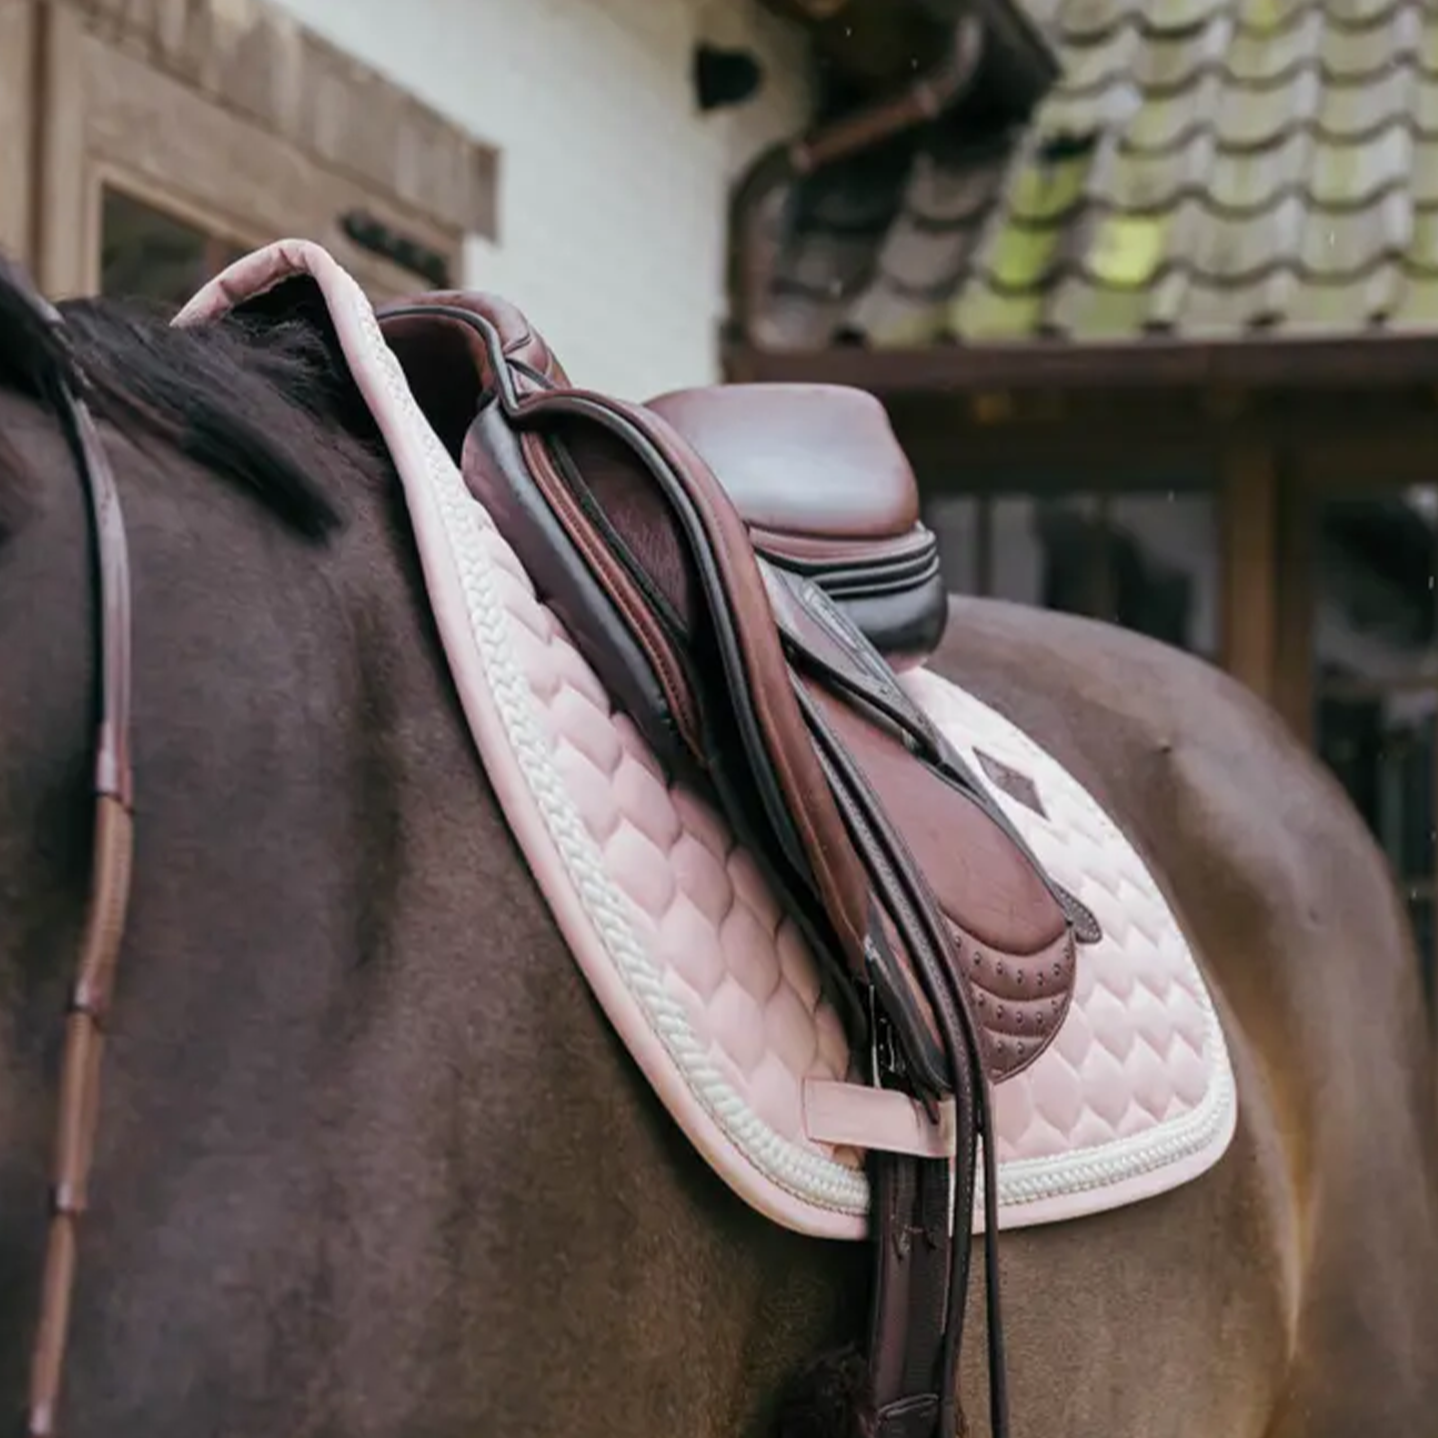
[[933, 595, 1438, 1437]]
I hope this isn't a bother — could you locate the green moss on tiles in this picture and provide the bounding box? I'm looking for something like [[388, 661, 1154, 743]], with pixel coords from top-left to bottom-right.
[[1408, 210, 1438, 274], [1417, 76, 1438, 134], [1285, 277, 1378, 331], [1239, 0, 1305, 34], [1310, 138, 1363, 208], [1389, 272, 1438, 330], [950, 282, 1045, 339], [1057, 0, 1128, 45], [1127, 91, 1198, 152], [1088, 214, 1167, 288], [867, 303, 951, 349], [1414, 140, 1438, 211], [1420, 15, 1438, 76], [1055, 280, 1155, 338], [986, 219, 1065, 289], [1009, 150, 1092, 224], [1217, 81, 1302, 150], [1326, 22, 1396, 81], [1149, 0, 1226, 33]]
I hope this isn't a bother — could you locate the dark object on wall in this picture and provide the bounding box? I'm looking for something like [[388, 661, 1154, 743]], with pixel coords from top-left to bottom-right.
[[339, 211, 451, 288], [694, 43, 764, 111]]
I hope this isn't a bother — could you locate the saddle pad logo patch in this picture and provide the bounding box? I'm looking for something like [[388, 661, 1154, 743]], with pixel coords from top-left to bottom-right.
[[974, 748, 1047, 819]]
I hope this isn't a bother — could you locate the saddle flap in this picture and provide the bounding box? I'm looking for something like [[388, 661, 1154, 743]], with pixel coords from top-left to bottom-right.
[[515, 404, 879, 977]]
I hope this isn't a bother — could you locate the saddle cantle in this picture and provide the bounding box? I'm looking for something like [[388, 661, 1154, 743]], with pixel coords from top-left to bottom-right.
[[376, 293, 1081, 1438]]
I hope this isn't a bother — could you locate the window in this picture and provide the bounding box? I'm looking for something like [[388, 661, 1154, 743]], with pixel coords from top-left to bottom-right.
[[29, 1, 488, 303], [99, 188, 247, 308], [925, 489, 1219, 658], [1311, 484, 1438, 1001]]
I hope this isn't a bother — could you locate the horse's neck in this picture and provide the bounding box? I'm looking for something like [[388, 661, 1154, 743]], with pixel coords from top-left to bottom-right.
[[0, 425, 850, 1432]]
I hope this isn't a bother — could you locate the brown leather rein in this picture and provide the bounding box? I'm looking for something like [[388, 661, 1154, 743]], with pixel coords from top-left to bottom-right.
[[12, 288, 135, 1437]]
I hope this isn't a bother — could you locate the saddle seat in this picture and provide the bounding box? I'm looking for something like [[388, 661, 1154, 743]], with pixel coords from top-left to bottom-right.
[[380, 304, 945, 666]]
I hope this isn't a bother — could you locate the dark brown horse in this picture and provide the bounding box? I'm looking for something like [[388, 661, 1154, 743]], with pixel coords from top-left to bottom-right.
[[2, 262, 1436, 1438]]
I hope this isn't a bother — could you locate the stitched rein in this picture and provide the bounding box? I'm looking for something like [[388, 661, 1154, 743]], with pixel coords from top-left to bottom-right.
[[6, 274, 136, 1438]]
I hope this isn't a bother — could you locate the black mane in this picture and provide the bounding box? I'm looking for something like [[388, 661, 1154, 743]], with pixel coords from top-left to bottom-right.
[[0, 259, 390, 541], [0, 255, 77, 537]]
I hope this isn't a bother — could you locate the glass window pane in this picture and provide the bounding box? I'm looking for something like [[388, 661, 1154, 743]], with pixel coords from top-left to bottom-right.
[[992, 495, 1049, 609], [1410, 897, 1434, 1007], [980, 492, 1216, 656], [1317, 694, 1435, 886], [1313, 486, 1438, 994], [1313, 488, 1438, 692], [924, 496, 978, 595], [1108, 493, 1218, 656], [99, 187, 246, 307]]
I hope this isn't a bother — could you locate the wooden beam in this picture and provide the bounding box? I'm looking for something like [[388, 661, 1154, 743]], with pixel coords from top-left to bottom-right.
[[1273, 468, 1315, 744], [54, 0, 499, 239], [31, 1, 89, 296], [0, 0, 38, 265], [1220, 442, 1279, 704], [725, 334, 1438, 396]]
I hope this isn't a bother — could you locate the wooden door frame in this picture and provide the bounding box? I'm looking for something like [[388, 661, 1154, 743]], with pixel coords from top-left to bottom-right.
[[1219, 441, 1280, 708]]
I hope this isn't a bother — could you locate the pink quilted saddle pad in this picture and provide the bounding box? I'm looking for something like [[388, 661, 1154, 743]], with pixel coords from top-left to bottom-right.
[[178, 242, 1237, 1242]]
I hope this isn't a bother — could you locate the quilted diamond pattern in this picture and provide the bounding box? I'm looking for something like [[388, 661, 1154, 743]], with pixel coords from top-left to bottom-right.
[[901, 670, 1217, 1167], [466, 451, 1234, 1222], [483, 525, 860, 1164]]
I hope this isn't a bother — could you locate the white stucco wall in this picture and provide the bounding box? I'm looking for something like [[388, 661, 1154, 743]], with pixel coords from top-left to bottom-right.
[[274, 0, 812, 398]]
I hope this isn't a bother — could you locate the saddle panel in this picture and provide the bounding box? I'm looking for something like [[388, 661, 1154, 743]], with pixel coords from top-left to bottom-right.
[[804, 682, 1075, 1080], [647, 385, 946, 669]]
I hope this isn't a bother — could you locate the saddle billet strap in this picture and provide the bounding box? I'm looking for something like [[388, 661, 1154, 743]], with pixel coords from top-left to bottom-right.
[[541, 402, 1008, 1435], [802, 691, 1004, 1438], [4, 277, 137, 1436]]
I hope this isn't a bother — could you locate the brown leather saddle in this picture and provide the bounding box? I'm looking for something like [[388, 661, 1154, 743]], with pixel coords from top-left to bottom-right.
[[378, 293, 1093, 1438]]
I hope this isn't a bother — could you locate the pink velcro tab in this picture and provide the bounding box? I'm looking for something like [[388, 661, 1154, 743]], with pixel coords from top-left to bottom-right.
[[803, 1079, 956, 1159]]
